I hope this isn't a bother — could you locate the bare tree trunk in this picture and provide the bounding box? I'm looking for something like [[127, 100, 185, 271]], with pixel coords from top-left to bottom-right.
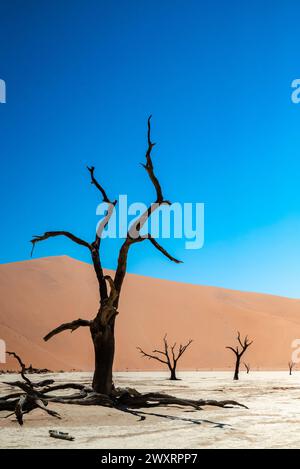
[[288, 362, 294, 376], [90, 314, 116, 395], [234, 357, 240, 380], [170, 367, 177, 380], [90, 327, 114, 394]]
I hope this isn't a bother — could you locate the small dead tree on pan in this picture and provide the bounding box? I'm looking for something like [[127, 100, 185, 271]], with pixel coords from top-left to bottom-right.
[[243, 363, 250, 374], [137, 335, 193, 380], [226, 332, 253, 380], [288, 361, 295, 376]]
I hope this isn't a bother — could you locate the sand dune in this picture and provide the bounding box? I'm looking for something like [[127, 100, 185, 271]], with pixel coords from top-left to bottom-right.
[[0, 255, 299, 372]]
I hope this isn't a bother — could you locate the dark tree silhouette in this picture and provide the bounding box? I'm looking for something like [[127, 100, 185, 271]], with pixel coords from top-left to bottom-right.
[[243, 363, 250, 374], [137, 335, 193, 380], [30, 116, 182, 395], [288, 361, 295, 375], [226, 332, 253, 380]]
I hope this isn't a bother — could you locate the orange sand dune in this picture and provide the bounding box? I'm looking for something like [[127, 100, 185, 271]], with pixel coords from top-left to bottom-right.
[[0, 255, 299, 372]]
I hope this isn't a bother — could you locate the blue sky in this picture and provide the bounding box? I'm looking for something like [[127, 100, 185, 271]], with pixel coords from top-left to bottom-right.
[[1, 0, 300, 297]]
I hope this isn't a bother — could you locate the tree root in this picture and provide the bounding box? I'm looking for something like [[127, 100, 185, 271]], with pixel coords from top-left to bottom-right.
[[0, 352, 248, 425], [0, 381, 247, 425]]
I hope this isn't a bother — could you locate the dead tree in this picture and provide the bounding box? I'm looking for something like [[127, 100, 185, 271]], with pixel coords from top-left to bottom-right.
[[226, 332, 253, 380], [288, 361, 295, 375], [30, 116, 182, 395], [137, 335, 193, 380], [243, 363, 250, 374], [0, 117, 248, 424]]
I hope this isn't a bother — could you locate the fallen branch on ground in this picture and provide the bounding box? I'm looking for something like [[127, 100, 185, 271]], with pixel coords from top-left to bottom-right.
[[0, 351, 248, 426], [49, 430, 75, 441]]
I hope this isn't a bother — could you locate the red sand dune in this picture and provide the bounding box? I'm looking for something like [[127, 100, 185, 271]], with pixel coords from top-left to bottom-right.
[[0, 255, 300, 372]]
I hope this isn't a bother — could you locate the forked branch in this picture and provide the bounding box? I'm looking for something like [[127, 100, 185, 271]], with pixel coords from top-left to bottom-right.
[[30, 165, 116, 304], [226, 332, 253, 380], [6, 351, 32, 386], [87, 164, 117, 242], [226, 331, 253, 358], [114, 116, 181, 303], [137, 347, 168, 366], [137, 335, 193, 380], [141, 115, 165, 204]]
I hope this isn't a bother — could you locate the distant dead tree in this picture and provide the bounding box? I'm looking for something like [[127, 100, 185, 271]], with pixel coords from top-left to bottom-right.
[[226, 332, 253, 380], [243, 363, 250, 374], [137, 335, 193, 380], [288, 361, 295, 375]]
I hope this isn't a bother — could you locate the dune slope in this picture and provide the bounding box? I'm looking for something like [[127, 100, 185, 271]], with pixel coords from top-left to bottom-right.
[[0, 256, 299, 371]]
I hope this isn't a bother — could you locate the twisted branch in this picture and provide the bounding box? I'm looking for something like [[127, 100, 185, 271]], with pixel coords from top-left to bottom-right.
[[43, 318, 91, 342], [30, 231, 91, 257], [226, 332, 253, 358], [87, 165, 116, 205]]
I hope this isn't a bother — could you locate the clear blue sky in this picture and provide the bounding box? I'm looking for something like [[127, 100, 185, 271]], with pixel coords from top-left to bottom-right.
[[1, 0, 300, 298]]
